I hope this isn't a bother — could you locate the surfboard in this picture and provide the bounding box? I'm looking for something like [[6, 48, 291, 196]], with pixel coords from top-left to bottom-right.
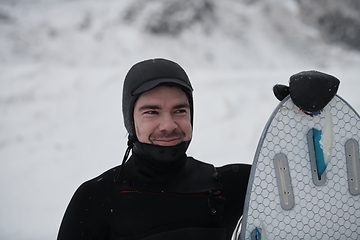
[[237, 72, 360, 239]]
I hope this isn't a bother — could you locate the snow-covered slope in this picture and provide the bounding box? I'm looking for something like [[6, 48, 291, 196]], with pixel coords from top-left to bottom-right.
[[1, 1, 359, 239], [1, 0, 360, 68]]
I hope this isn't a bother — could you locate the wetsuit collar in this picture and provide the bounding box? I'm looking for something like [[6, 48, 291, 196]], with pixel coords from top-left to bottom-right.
[[130, 141, 188, 178]]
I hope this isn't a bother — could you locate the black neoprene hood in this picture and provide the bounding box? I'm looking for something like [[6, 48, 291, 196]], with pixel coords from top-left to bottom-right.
[[122, 58, 194, 140]]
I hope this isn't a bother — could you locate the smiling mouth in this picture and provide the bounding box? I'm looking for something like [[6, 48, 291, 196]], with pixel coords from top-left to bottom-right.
[[151, 137, 182, 146]]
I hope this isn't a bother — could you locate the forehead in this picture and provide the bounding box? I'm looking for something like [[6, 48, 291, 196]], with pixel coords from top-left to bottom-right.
[[135, 85, 189, 105]]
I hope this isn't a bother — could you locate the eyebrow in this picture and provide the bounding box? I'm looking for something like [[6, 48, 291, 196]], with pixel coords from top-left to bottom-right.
[[138, 105, 160, 111], [137, 103, 190, 111]]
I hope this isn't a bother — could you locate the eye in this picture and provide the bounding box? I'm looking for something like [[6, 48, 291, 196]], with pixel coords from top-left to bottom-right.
[[174, 109, 187, 114], [144, 110, 158, 115]]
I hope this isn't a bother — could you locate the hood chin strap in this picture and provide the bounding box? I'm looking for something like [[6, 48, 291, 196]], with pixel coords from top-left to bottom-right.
[[132, 141, 189, 165], [113, 136, 136, 182], [113, 137, 190, 183]]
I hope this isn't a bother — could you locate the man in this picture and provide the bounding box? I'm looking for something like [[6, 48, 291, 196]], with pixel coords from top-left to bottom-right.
[[57, 58, 251, 240]]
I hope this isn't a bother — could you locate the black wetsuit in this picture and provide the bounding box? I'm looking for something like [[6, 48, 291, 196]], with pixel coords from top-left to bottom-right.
[[57, 153, 251, 240]]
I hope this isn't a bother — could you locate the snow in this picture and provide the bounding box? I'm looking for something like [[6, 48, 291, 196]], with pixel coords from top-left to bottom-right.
[[1, 1, 360, 239]]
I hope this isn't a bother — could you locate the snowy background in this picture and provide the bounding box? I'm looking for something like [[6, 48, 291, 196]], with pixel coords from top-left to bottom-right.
[[1, 0, 360, 239]]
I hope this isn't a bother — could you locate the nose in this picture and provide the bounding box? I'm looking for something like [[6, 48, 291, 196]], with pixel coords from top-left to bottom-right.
[[158, 113, 177, 132]]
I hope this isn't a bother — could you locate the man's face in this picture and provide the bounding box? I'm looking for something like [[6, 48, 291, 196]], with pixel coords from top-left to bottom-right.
[[133, 85, 192, 146]]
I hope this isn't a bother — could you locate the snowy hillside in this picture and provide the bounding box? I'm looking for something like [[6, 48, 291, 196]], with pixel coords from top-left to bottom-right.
[[1, 0, 360, 68], [1, 0, 360, 240]]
